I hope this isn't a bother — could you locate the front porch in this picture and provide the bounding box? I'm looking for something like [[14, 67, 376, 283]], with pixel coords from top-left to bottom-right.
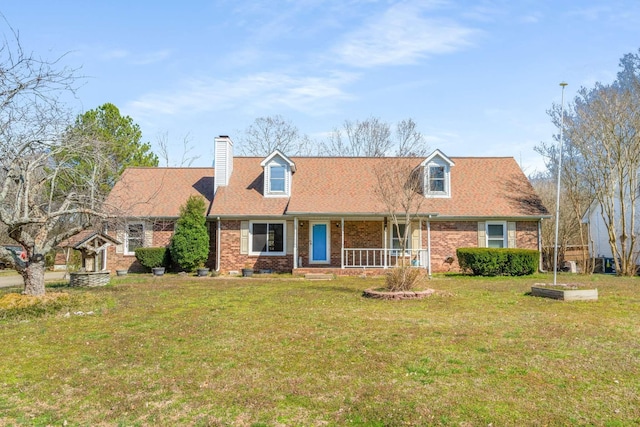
[[293, 218, 430, 272]]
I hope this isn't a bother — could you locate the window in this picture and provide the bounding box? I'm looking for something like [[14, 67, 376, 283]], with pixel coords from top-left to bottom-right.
[[261, 151, 295, 197], [391, 223, 411, 253], [429, 166, 445, 192], [125, 222, 144, 255], [250, 222, 285, 255], [486, 222, 506, 248], [420, 150, 454, 198], [269, 165, 286, 193]]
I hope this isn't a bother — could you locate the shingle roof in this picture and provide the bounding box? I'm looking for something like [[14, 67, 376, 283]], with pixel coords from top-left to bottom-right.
[[106, 167, 215, 218], [210, 156, 548, 218]]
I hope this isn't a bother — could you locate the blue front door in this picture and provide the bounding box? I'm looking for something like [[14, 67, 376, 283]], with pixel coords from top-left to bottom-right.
[[311, 223, 328, 263]]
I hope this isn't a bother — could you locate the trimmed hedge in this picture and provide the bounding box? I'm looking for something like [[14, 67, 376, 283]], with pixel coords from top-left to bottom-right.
[[456, 248, 539, 276], [134, 247, 171, 270]]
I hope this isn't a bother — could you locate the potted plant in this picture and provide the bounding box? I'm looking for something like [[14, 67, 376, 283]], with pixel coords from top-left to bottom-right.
[[196, 264, 210, 277], [242, 263, 253, 277]]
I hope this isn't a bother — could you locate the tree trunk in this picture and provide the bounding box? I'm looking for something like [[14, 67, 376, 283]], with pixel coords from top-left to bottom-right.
[[20, 260, 47, 296]]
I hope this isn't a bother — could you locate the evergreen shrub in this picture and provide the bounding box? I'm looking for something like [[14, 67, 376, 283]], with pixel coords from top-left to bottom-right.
[[134, 247, 170, 270], [169, 195, 209, 272]]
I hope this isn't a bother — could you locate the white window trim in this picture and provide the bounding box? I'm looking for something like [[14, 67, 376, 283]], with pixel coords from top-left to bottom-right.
[[486, 221, 507, 248], [264, 161, 291, 198], [124, 221, 145, 256], [268, 164, 287, 195], [249, 220, 287, 256], [424, 162, 451, 198]]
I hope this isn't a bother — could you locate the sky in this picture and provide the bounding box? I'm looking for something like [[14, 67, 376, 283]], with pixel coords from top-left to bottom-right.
[[2, 0, 640, 174]]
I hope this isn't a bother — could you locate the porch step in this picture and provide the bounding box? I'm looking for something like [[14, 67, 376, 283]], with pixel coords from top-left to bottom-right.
[[305, 273, 334, 281]]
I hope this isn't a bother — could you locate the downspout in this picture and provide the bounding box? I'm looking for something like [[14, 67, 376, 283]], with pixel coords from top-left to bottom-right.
[[215, 217, 221, 272], [427, 216, 432, 278], [341, 217, 345, 269], [294, 217, 298, 269]]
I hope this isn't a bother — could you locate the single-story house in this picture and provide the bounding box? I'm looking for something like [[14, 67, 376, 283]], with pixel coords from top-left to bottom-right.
[[105, 136, 549, 274]]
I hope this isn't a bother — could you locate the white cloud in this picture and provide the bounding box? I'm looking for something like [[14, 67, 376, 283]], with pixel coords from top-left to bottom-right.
[[333, 1, 478, 67], [126, 71, 358, 120]]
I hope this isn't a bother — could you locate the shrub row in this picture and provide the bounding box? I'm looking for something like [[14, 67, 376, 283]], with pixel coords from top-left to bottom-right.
[[456, 248, 539, 276]]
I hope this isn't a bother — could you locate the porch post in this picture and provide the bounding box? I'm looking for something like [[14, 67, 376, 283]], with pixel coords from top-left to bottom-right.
[[427, 216, 432, 278], [294, 217, 298, 269], [341, 217, 344, 269], [383, 217, 388, 269], [419, 218, 423, 269]]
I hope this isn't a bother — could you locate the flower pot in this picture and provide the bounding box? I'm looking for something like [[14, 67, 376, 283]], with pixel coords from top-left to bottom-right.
[[152, 267, 165, 276], [116, 269, 128, 277], [242, 268, 253, 277], [197, 268, 210, 277]]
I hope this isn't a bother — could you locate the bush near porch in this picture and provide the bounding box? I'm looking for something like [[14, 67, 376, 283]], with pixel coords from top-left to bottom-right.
[[457, 247, 539, 276]]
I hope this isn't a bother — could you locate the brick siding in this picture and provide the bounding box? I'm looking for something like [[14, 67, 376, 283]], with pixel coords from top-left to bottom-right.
[[105, 217, 541, 275]]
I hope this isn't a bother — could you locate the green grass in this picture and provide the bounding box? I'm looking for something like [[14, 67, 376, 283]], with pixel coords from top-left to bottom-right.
[[0, 273, 639, 426]]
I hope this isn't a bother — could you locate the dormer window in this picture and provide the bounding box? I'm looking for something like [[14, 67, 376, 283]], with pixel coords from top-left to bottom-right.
[[428, 166, 445, 192], [269, 165, 286, 193], [260, 149, 296, 198], [420, 149, 454, 198]]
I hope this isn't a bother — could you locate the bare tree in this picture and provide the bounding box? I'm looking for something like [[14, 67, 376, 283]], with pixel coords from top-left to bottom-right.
[[156, 131, 200, 167], [322, 116, 391, 156], [536, 101, 596, 274], [529, 170, 588, 271], [321, 117, 427, 157], [238, 115, 312, 156], [0, 22, 115, 295], [572, 84, 640, 276], [395, 118, 429, 157], [374, 159, 426, 290], [538, 54, 640, 276]]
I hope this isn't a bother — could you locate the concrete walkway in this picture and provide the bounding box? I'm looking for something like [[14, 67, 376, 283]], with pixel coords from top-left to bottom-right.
[[0, 271, 68, 289]]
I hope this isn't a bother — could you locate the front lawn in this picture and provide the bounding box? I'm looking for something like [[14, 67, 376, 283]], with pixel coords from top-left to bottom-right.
[[0, 273, 638, 425]]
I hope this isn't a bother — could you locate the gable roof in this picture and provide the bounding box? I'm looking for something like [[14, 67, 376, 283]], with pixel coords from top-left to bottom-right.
[[260, 149, 296, 172], [210, 156, 548, 218], [421, 149, 455, 167], [106, 167, 215, 218]]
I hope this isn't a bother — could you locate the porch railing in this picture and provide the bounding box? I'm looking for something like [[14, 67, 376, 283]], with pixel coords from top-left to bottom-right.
[[342, 248, 429, 269]]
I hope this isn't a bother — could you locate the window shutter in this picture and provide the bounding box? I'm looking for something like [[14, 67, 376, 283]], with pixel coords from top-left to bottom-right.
[[240, 221, 249, 254], [507, 222, 516, 248], [144, 221, 152, 247], [286, 221, 294, 254], [477, 222, 486, 247], [115, 228, 124, 254], [411, 222, 420, 250]]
